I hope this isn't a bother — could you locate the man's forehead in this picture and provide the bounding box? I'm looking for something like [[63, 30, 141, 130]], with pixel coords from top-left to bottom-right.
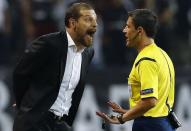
[[127, 17, 133, 24], [80, 9, 96, 17]]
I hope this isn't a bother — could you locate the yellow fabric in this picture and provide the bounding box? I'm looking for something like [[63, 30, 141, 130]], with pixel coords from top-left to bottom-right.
[[128, 43, 175, 117]]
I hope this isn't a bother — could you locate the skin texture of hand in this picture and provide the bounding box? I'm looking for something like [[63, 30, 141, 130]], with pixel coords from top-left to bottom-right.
[[96, 101, 125, 124], [96, 98, 157, 125], [96, 111, 120, 124], [107, 101, 127, 114]]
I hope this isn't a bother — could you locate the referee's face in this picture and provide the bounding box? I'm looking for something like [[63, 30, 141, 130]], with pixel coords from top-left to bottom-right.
[[123, 17, 139, 48]]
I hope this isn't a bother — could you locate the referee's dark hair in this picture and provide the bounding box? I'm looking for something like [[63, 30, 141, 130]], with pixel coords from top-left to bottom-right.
[[128, 9, 158, 38], [65, 2, 94, 27]]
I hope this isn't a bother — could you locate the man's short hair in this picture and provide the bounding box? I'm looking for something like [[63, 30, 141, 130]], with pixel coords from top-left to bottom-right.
[[128, 9, 158, 38], [65, 2, 94, 27]]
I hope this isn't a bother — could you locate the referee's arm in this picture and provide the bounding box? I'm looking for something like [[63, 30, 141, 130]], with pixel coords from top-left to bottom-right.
[[121, 97, 157, 122]]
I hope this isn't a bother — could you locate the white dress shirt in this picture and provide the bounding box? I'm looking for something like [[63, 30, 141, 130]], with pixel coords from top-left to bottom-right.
[[50, 31, 84, 117]]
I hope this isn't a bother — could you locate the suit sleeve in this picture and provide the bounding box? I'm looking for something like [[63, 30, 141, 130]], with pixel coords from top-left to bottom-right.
[[13, 36, 51, 107]]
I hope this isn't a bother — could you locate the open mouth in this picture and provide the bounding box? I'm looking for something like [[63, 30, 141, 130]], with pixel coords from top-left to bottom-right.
[[87, 30, 96, 37], [125, 35, 129, 41]]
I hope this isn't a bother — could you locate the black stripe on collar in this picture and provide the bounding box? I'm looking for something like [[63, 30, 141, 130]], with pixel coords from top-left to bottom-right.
[[135, 57, 156, 67]]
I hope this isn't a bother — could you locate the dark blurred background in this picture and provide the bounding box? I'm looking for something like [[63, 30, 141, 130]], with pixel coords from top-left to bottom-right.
[[0, 0, 190, 131]]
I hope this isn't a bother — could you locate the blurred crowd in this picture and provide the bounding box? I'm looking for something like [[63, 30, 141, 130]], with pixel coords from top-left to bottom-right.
[[0, 0, 191, 69]]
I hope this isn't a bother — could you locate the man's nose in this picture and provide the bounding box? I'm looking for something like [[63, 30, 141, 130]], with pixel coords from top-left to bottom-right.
[[92, 20, 97, 28], [123, 27, 127, 33]]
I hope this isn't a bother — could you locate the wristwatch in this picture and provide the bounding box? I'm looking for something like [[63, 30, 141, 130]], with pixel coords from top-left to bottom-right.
[[117, 114, 125, 124]]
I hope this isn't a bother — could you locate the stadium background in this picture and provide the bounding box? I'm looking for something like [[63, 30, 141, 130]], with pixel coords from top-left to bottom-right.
[[0, 0, 190, 131]]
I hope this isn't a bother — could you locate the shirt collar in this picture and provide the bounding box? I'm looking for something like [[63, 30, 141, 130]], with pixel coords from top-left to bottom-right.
[[66, 31, 85, 53]]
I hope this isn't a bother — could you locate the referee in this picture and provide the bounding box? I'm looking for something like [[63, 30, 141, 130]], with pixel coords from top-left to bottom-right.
[[96, 9, 175, 131]]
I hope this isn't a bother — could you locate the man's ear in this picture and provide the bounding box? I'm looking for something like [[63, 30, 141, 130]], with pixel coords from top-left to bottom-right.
[[68, 18, 76, 28], [137, 26, 143, 34]]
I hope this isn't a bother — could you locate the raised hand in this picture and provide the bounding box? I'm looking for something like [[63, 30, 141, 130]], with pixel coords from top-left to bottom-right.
[[96, 111, 119, 124], [107, 101, 126, 114]]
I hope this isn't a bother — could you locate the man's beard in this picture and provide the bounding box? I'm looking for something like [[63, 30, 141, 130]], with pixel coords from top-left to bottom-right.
[[77, 31, 94, 47]]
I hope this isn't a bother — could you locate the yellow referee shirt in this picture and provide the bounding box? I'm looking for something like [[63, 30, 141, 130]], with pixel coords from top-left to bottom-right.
[[128, 43, 175, 117]]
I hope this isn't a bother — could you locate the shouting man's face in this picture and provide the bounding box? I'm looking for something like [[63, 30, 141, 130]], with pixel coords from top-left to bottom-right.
[[74, 9, 97, 47]]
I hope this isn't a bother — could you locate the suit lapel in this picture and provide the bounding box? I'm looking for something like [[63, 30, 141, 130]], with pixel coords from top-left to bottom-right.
[[60, 30, 89, 83], [59, 31, 68, 83], [65, 48, 91, 126], [80, 49, 89, 81], [57, 31, 92, 125]]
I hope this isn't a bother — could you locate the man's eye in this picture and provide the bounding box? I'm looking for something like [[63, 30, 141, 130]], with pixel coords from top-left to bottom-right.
[[84, 17, 92, 22]]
